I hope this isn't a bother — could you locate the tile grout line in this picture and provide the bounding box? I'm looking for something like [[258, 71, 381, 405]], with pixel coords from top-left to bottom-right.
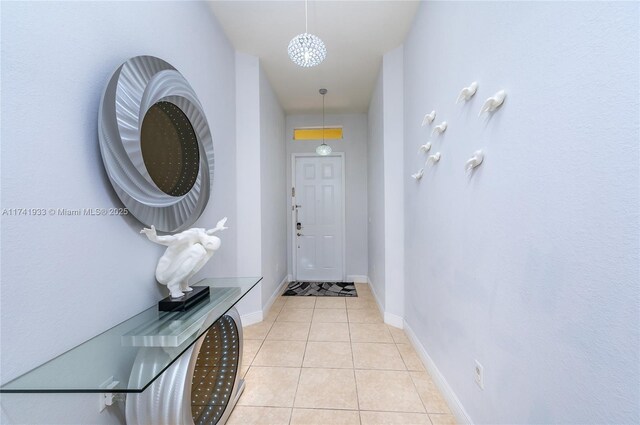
[[408, 361, 430, 416], [393, 325, 437, 418], [354, 283, 368, 425], [394, 338, 412, 372], [287, 296, 313, 424], [257, 297, 297, 423], [243, 317, 275, 373], [345, 303, 363, 425], [288, 405, 439, 415]]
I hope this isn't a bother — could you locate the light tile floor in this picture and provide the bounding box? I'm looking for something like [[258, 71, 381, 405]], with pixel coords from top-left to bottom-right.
[[230, 283, 457, 425]]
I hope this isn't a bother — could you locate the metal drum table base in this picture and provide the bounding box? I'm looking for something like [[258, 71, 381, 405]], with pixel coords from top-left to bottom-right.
[[126, 307, 244, 425]]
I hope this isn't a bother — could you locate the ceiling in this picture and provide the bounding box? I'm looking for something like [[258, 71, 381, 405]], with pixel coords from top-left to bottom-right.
[[208, 1, 419, 114]]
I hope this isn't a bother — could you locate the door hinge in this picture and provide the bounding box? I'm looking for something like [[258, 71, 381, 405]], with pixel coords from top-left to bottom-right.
[[292, 187, 296, 197]]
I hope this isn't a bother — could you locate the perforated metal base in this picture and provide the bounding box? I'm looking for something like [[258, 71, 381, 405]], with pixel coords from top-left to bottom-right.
[[126, 307, 243, 425]]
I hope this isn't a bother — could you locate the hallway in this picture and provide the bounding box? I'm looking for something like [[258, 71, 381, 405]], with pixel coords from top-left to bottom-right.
[[0, 1, 638, 423], [234, 283, 455, 425]]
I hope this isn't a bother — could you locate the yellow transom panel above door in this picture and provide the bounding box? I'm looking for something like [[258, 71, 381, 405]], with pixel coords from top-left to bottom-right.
[[293, 127, 343, 140]]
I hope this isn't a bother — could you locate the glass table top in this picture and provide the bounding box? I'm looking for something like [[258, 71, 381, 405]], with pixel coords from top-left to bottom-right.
[[0, 277, 261, 393]]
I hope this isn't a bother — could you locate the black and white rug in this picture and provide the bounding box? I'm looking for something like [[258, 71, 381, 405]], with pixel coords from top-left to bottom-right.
[[283, 281, 357, 297]]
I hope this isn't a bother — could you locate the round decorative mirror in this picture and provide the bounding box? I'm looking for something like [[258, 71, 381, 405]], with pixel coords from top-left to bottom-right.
[[140, 101, 200, 197], [98, 56, 214, 232]]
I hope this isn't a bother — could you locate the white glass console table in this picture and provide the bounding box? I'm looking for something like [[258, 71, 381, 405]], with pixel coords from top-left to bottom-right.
[[0, 277, 262, 425]]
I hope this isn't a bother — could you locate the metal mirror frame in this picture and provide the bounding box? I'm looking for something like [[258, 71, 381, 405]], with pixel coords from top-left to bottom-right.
[[98, 55, 214, 232]]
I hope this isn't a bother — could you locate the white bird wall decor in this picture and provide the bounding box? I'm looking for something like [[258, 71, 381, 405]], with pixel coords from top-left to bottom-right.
[[411, 168, 425, 180], [457, 81, 479, 103], [465, 150, 484, 171], [432, 122, 447, 136], [418, 142, 432, 153], [479, 90, 507, 116], [422, 111, 436, 126]]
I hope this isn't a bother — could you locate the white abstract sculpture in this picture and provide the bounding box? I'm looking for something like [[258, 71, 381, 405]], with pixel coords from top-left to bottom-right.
[[418, 142, 432, 153], [479, 90, 506, 116], [141, 217, 228, 298], [432, 122, 447, 136], [422, 111, 436, 126], [457, 81, 479, 103]]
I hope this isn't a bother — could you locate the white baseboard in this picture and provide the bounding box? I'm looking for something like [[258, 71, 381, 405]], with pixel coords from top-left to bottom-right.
[[243, 275, 289, 327], [366, 276, 404, 328], [281, 275, 291, 292], [347, 274, 368, 283], [403, 321, 473, 424], [240, 311, 263, 327], [264, 275, 289, 314], [366, 276, 385, 316], [384, 312, 404, 329]]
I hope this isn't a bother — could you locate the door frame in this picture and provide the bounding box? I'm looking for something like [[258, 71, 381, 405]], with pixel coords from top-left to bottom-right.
[[291, 152, 346, 282]]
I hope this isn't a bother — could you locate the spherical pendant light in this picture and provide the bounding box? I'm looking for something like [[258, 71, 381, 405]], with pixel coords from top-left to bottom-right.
[[288, 33, 326, 68], [288, 0, 326, 68], [315, 143, 332, 156]]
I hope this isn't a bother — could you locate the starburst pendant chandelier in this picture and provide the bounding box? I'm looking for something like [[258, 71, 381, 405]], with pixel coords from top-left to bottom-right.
[[288, 0, 326, 68], [316, 88, 332, 156]]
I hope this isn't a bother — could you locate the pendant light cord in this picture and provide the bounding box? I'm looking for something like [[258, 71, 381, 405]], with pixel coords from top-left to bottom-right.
[[316, 89, 331, 155], [322, 92, 325, 143], [305, 0, 308, 33]]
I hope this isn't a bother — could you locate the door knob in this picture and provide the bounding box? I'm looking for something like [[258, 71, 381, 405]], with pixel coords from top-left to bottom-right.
[[297, 232, 303, 237]]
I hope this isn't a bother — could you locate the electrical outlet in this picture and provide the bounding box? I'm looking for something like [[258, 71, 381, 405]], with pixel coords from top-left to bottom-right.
[[474, 360, 484, 390]]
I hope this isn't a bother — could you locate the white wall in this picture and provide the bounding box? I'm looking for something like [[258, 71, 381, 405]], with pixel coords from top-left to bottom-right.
[[366, 46, 405, 326], [235, 53, 287, 319], [367, 71, 386, 304], [0, 2, 237, 423], [381, 46, 405, 324], [402, 1, 639, 424], [259, 68, 288, 305], [285, 114, 368, 279], [235, 53, 262, 278], [235, 52, 263, 319]]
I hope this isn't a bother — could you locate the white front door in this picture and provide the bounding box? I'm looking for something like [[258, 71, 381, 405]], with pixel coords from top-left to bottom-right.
[[293, 155, 344, 281]]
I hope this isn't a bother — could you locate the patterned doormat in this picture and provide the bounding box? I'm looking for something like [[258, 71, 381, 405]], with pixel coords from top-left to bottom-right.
[[283, 281, 357, 297]]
